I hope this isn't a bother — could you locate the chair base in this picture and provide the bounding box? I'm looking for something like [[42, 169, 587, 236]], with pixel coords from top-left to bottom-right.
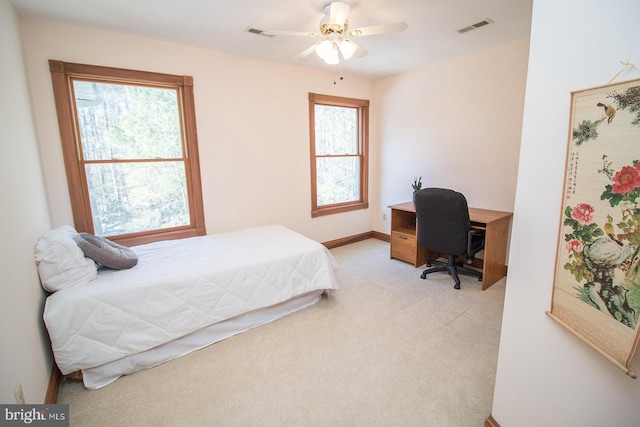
[[420, 256, 482, 289]]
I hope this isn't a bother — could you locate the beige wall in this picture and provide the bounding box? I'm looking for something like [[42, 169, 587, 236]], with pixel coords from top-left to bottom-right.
[[19, 19, 376, 244], [373, 38, 529, 237], [492, 0, 640, 425], [0, 0, 53, 404]]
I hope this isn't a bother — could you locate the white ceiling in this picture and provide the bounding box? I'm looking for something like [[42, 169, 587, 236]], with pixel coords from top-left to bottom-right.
[[10, 0, 533, 79]]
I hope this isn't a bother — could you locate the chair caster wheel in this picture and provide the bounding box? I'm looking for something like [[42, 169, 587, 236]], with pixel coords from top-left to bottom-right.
[[420, 272, 427, 279], [454, 283, 461, 290]]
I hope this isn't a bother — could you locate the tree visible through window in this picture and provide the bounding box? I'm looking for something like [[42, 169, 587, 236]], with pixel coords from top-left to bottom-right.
[[309, 93, 369, 217], [49, 60, 206, 246], [75, 82, 189, 236]]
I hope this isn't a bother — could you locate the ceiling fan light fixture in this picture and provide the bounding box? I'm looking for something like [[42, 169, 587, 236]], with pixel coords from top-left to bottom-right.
[[338, 39, 357, 60], [324, 45, 340, 64], [315, 39, 334, 60]]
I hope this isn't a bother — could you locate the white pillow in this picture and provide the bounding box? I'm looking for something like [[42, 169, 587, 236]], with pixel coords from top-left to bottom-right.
[[34, 225, 97, 292]]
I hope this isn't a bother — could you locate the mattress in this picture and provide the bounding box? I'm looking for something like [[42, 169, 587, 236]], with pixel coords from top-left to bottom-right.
[[44, 225, 339, 375]]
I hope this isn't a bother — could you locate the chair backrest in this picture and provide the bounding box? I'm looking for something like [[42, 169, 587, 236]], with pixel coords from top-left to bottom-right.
[[414, 188, 471, 256]]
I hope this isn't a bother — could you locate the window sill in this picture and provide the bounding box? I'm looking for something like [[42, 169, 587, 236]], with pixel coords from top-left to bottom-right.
[[312, 201, 368, 218]]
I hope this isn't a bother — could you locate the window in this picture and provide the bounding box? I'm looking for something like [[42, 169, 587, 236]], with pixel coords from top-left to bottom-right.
[[49, 60, 206, 246], [309, 93, 369, 217]]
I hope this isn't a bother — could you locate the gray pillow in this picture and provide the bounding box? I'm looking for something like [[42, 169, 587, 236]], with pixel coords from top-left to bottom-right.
[[73, 233, 138, 270]]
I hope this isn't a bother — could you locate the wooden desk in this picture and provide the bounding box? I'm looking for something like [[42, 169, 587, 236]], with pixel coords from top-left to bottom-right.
[[388, 202, 512, 290]]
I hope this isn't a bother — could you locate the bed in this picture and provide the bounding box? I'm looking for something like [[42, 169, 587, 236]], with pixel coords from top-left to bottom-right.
[[37, 224, 339, 389]]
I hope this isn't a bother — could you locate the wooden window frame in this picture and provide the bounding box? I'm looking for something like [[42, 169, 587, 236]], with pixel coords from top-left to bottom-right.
[[49, 60, 206, 246], [309, 93, 369, 217]]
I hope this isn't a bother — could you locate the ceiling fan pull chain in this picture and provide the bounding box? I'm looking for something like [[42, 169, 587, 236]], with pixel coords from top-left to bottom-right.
[[334, 52, 345, 84]]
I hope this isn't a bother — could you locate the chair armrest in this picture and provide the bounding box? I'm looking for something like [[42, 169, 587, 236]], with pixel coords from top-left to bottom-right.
[[467, 229, 486, 259]]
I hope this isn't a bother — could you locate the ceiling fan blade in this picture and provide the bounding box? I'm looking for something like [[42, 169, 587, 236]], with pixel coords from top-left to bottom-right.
[[354, 44, 368, 58], [296, 43, 320, 59], [347, 22, 408, 37], [261, 30, 323, 37], [329, 1, 350, 26]]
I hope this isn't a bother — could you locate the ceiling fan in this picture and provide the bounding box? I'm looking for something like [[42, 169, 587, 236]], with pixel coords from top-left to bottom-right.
[[261, 2, 408, 65]]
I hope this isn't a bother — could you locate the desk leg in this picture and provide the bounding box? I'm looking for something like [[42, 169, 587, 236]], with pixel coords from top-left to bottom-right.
[[481, 216, 510, 290]]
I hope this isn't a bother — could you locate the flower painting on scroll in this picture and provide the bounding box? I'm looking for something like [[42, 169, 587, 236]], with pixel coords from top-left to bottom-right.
[[560, 80, 640, 329]]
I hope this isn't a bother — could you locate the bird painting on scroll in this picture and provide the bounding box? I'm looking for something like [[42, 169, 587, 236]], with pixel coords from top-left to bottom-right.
[[548, 78, 640, 378]]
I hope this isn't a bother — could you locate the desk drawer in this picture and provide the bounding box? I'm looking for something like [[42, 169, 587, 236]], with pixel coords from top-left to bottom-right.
[[391, 232, 416, 263]]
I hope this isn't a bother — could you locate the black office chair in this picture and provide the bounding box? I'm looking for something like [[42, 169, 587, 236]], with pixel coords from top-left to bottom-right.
[[414, 188, 485, 289]]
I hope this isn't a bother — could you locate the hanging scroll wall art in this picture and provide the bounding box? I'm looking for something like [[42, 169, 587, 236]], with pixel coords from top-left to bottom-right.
[[547, 77, 640, 378]]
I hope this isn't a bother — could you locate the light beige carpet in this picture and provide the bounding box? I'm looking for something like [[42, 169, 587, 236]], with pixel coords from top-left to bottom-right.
[[57, 238, 506, 426]]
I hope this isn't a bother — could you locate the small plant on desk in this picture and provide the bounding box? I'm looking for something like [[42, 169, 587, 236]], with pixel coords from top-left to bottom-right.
[[412, 176, 422, 192], [412, 176, 422, 202]]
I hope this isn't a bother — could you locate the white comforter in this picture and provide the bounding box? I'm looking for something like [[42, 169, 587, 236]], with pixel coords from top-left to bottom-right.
[[44, 225, 339, 375]]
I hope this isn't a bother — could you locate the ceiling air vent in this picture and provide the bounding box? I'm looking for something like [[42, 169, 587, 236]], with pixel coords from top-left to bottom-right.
[[246, 27, 274, 37], [458, 19, 494, 34]]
